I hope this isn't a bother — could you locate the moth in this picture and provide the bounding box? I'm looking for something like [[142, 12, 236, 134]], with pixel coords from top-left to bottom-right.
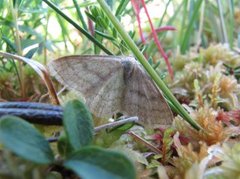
[[48, 56, 173, 127]]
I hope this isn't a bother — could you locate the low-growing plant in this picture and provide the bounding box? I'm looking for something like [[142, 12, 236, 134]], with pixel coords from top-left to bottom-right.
[[0, 100, 136, 179]]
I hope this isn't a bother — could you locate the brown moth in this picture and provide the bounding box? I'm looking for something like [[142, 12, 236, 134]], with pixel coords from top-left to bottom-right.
[[48, 56, 173, 127]]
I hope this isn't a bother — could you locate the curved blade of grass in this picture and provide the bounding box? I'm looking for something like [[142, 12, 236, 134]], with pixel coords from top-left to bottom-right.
[[0, 51, 59, 105], [97, 0, 201, 130], [42, 0, 113, 55]]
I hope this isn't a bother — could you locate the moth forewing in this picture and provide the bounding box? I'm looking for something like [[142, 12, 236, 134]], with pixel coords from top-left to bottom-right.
[[48, 56, 173, 128]]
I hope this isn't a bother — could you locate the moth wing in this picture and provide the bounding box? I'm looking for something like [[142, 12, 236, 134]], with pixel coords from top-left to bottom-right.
[[122, 61, 173, 127], [48, 55, 125, 118]]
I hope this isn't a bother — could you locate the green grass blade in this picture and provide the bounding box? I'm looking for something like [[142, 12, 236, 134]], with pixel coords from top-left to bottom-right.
[[217, 0, 229, 44], [72, 0, 88, 30], [181, 0, 203, 53], [115, 0, 129, 17], [227, 0, 234, 48]]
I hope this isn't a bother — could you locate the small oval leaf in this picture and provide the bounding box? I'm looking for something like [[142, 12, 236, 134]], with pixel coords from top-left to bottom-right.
[[63, 100, 94, 151], [0, 116, 54, 164], [64, 146, 136, 179]]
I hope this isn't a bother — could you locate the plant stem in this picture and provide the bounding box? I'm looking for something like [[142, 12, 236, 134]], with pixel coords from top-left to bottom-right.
[[196, 0, 205, 48], [97, 0, 201, 130], [44, 14, 50, 65], [72, 0, 88, 30], [181, 0, 203, 53], [227, 0, 234, 48], [11, 2, 25, 97], [217, 0, 229, 45]]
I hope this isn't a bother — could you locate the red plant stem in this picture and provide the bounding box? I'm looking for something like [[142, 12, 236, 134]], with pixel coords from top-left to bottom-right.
[[130, 0, 146, 44], [136, 11, 146, 44], [88, 19, 94, 36], [140, 0, 174, 79], [147, 26, 176, 40], [86, 8, 94, 36], [155, 26, 176, 33]]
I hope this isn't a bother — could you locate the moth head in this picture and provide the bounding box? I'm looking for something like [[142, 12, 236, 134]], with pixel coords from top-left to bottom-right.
[[121, 57, 136, 80]]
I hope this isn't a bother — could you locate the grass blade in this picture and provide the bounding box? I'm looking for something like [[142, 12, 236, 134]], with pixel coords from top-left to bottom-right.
[[181, 0, 203, 53]]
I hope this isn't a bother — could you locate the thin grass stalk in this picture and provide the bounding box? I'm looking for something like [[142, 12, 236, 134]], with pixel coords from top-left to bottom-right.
[[10, 2, 25, 97], [72, 0, 88, 30], [42, 0, 113, 55], [179, 0, 188, 45], [56, 15, 68, 51], [228, 0, 234, 48], [97, 0, 201, 130], [217, 0, 229, 45], [44, 13, 50, 65], [158, 0, 172, 27], [115, 0, 129, 17], [181, 0, 203, 53], [196, 0, 205, 48]]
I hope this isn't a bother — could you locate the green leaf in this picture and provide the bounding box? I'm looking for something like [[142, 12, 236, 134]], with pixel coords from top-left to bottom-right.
[[0, 0, 3, 9], [95, 30, 115, 41], [24, 47, 39, 58], [64, 146, 136, 179], [1, 36, 17, 52], [115, 0, 129, 17], [57, 132, 73, 157], [21, 38, 43, 49], [63, 100, 94, 151], [0, 116, 54, 164]]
